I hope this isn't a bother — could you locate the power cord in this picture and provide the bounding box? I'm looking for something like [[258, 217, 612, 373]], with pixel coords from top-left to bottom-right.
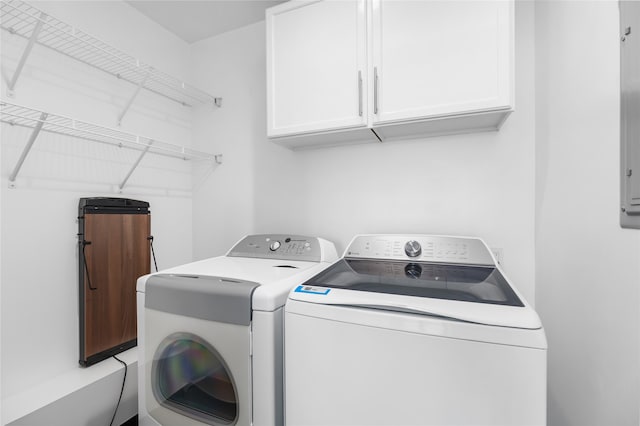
[[109, 355, 128, 426]]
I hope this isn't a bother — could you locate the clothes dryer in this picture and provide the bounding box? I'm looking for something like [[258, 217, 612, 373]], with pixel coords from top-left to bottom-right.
[[285, 234, 547, 426], [137, 234, 337, 426]]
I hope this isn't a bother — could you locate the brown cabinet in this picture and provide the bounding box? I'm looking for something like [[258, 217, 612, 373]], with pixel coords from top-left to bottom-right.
[[78, 198, 150, 366]]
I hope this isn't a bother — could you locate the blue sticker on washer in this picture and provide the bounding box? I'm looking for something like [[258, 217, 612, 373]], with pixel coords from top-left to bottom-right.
[[294, 285, 331, 295]]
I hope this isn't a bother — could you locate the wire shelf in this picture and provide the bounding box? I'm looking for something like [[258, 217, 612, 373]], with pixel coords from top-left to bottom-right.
[[0, 0, 219, 107], [0, 102, 220, 161]]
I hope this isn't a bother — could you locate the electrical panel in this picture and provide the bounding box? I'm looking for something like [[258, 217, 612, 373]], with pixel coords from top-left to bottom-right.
[[621, 1, 640, 228]]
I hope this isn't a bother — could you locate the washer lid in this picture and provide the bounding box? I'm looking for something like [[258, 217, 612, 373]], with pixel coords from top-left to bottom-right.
[[290, 258, 541, 330], [300, 258, 523, 306]]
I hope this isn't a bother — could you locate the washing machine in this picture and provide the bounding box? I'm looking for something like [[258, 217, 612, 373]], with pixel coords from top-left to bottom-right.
[[137, 234, 337, 426], [285, 234, 547, 426]]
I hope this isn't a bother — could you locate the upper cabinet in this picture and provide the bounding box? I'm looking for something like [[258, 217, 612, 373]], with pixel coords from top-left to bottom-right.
[[371, 0, 513, 138], [266, 0, 514, 149], [266, 0, 371, 140]]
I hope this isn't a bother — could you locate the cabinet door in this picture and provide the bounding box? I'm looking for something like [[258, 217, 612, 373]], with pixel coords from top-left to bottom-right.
[[371, 0, 513, 124], [267, 0, 368, 137]]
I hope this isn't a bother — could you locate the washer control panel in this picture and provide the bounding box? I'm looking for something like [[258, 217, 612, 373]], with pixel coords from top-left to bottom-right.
[[345, 235, 495, 266], [227, 234, 324, 262]]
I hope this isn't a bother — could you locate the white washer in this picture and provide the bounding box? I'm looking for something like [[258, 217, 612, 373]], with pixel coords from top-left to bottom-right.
[[285, 234, 547, 426], [137, 234, 337, 426]]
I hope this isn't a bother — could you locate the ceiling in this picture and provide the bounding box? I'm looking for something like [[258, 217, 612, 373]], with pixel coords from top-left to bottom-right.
[[126, 0, 286, 44]]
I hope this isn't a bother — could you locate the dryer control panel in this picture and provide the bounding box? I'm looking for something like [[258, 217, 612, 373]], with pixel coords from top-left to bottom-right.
[[227, 234, 332, 262], [344, 235, 495, 266]]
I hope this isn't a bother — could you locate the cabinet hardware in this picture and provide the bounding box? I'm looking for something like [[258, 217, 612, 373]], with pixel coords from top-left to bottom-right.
[[622, 27, 631, 42], [358, 71, 363, 117], [374, 67, 379, 114]]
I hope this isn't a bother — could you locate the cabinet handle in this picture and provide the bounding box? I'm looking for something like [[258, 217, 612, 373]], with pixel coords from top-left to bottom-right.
[[358, 70, 363, 117], [374, 67, 379, 115]]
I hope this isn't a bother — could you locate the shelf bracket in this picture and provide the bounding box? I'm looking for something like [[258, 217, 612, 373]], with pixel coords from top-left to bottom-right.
[[8, 112, 48, 187], [214, 154, 223, 164], [214, 98, 223, 108], [117, 69, 151, 125], [119, 140, 152, 191], [7, 12, 47, 96]]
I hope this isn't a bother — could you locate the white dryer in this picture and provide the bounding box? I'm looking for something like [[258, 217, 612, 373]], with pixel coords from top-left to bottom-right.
[[137, 234, 337, 426], [285, 234, 547, 426]]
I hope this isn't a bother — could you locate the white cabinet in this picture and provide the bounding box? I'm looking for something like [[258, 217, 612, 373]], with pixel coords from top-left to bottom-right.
[[266, 0, 514, 149], [266, 0, 370, 139], [371, 0, 513, 138]]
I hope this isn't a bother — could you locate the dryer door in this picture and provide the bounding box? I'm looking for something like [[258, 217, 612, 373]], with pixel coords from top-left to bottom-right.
[[145, 309, 252, 426], [144, 274, 258, 426], [152, 332, 238, 424]]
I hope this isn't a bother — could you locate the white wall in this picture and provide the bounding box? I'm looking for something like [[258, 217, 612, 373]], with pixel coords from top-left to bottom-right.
[[535, 1, 640, 425], [1, 1, 198, 423], [191, 3, 537, 302], [190, 23, 265, 259]]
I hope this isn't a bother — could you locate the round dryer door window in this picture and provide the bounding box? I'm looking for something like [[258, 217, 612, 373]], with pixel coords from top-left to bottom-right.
[[151, 332, 238, 425]]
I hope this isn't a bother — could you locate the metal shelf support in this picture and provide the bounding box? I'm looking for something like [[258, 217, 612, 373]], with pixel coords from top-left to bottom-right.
[[118, 68, 151, 125], [6, 11, 45, 96], [8, 111, 47, 185], [119, 139, 152, 191]]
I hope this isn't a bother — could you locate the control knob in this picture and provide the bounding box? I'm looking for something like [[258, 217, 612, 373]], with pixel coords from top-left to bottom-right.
[[269, 240, 281, 251], [404, 263, 422, 279], [404, 240, 422, 258]]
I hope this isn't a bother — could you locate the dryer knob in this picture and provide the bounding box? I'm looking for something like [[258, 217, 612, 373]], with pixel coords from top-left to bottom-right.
[[269, 240, 281, 251], [404, 240, 422, 258]]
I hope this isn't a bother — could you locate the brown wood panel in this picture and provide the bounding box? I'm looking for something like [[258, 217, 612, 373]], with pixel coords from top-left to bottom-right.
[[83, 213, 150, 359]]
